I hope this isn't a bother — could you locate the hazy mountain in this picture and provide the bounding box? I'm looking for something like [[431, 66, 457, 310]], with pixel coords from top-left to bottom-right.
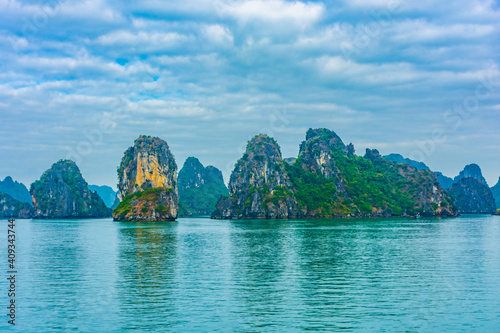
[[178, 157, 228, 216], [88, 185, 117, 208], [449, 178, 496, 214], [0, 176, 32, 205], [434, 172, 454, 189], [383, 154, 430, 171], [491, 177, 500, 209], [454, 164, 488, 186]]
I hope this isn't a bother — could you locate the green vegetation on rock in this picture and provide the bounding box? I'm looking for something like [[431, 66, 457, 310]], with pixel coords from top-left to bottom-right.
[[114, 187, 171, 220], [288, 145, 450, 216], [30, 160, 111, 218], [212, 128, 456, 219], [285, 162, 338, 216]]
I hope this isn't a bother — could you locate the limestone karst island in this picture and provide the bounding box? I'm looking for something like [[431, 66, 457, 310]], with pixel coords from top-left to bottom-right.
[[1, 129, 499, 220]]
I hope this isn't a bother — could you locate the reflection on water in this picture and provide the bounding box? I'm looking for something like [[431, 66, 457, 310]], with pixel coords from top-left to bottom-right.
[[230, 220, 291, 329], [116, 222, 178, 331], [1, 216, 500, 331]]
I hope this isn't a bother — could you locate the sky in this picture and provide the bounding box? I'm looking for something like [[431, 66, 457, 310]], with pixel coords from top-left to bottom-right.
[[1, 0, 499, 190]]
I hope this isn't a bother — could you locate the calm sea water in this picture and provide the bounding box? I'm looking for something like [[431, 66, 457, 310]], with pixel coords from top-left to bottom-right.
[[1, 215, 499, 332]]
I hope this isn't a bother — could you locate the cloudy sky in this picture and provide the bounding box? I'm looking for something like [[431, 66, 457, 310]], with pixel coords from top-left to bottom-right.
[[1, 0, 499, 189]]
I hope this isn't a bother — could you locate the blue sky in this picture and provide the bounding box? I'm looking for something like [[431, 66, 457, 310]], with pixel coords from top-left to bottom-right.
[[1, 0, 499, 189]]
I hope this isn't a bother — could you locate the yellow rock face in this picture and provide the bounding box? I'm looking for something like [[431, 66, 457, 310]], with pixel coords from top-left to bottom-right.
[[135, 153, 171, 189]]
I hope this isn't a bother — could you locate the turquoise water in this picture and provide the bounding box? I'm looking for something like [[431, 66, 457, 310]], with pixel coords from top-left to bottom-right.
[[1, 215, 500, 332]]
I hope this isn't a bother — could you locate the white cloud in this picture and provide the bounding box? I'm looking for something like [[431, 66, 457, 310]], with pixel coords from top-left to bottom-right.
[[311, 56, 423, 84], [310, 55, 500, 87], [0, 34, 29, 50], [294, 24, 350, 51], [129, 100, 213, 118], [220, 0, 324, 29], [0, 0, 123, 27], [391, 20, 496, 43], [51, 94, 116, 108], [344, 0, 403, 9], [96, 31, 192, 50], [202, 24, 234, 46]]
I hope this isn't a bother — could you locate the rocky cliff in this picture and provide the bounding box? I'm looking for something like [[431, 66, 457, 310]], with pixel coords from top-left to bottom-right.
[[178, 157, 228, 216], [113, 136, 178, 221], [454, 164, 488, 186], [213, 129, 456, 219], [490, 177, 500, 210], [212, 135, 299, 219], [30, 160, 111, 218], [297, 128, 348, 179], [0, 193, 33, 218], [448, 178, 496, 214], [0, 176, 32, 204], [286, 128, 348, 216]]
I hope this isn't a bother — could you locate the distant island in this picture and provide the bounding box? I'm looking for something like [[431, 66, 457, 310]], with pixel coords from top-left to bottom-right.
[[0, 129, 498, 220], [178, 157, 229, 216], [30, 160, 111, 219], [1, 162, 111, 219]]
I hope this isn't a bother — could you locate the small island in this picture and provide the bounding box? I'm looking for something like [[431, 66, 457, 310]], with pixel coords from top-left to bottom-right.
[[30, 160, 111, 219], [113, 136, 179, 221]]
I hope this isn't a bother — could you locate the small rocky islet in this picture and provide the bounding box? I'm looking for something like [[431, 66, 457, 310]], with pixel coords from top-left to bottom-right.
[[213, 134, 299, 219], [30, 160, 111, 219], [1, 128, 499, 220], [113, 135, 179, 221]]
